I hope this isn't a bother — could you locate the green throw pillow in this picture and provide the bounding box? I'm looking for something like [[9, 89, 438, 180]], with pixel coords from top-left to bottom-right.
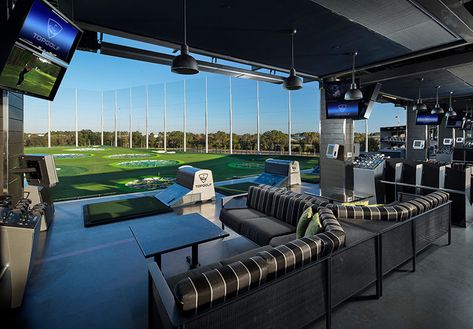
[[304, 213, 323, 237], [296, 206, 313, 238]]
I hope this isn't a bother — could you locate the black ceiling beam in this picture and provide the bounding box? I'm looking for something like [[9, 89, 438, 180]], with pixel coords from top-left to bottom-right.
[[360, 50, 473, 85]]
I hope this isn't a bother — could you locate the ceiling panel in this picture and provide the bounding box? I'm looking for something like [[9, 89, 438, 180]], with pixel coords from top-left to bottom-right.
[[312, 0, 458, 51], [60, 0, 411, 76]]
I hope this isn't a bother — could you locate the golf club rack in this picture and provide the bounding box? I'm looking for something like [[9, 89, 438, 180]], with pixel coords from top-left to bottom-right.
[[1, 194, 45, 310]]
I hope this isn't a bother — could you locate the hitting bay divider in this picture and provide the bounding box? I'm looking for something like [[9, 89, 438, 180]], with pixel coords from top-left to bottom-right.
[[155, 166, 216, 207]]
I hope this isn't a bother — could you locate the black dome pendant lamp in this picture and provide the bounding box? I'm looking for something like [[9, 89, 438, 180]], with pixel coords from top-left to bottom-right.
[[171, 0, 199, 75], [445, 91, 457, 118], [431, 86, 444, 115], [344, 51, 363, 101], [283, 29, 303, 90], [412, 78, 427, 111]]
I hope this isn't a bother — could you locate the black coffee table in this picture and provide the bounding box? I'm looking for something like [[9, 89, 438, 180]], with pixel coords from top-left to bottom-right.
[[130, 213, 229, 269], [305, 186, 373, 204]]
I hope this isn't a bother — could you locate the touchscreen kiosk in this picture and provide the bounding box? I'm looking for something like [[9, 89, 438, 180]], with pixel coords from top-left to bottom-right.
[[413, 140, 425, 150], [443, 138, 453, 146], [326, 144, 340, 159]]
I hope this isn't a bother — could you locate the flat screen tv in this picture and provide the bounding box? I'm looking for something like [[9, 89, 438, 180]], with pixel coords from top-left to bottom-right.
[[446, 116, 463, 128], [0, 43, 66, 100], [416, 113, 441, 125], [326, 101, 361, 119], [462, 120, 472, 130], [17, 0, 82, 63], [0, 0, 82, 100]]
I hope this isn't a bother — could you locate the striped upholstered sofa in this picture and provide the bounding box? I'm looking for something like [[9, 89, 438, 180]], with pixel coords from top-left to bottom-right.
[[147, 186, 347, 329], [220, 185, 332, 246]]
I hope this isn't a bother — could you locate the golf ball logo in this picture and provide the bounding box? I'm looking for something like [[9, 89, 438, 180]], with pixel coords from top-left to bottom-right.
[[199, 173, 208, 183], [47, 18, 63, 39], [338, 104, 347, 112]]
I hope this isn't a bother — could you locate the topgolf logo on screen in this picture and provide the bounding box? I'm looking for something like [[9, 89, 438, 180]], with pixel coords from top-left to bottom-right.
[[47, 18, 63, 39]]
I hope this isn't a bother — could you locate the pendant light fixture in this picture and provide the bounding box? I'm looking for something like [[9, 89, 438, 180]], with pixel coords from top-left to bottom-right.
[[445, 91, 457, 117], [431, 86, 444, 114], [412, 78, 427, 111], [283, 29, 303, 90], [344, 51, 363, 101], [171, 0, 199, 75]]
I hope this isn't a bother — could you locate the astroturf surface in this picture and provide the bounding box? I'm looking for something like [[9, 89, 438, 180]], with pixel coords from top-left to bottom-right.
[[83, 196, 171, 227], [25, 146, 319, 201]]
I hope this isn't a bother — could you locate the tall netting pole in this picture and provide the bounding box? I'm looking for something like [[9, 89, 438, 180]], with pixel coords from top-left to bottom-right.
[[256, 81, 260, 153], [183, 80, 187, 152], [205, 77, 209, 154], [101, 91, 104, 145], [164, 82, 167, 152], [75, 88, 78, 147], [114, 90, 118, 147], [229, 77, 233, 154], [145, 85, 149, 149], [129, 88, 133, 149], [48, 101, 51, 148], [365, 119, 369, 152]]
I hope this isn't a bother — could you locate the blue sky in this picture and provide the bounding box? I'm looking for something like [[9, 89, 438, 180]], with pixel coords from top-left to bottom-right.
[[24, 35, 406, 134]]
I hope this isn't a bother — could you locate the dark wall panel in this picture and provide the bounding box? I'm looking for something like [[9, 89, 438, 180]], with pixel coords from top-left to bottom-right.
[[406, 106, 428, 161]]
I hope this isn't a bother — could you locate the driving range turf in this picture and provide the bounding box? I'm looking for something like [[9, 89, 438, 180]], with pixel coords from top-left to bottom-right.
[[25, 147, 319, 201]]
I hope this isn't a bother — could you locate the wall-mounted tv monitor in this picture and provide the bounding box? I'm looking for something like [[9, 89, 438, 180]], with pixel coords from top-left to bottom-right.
[[326, 101, 361, 119], [0, 0, 82, 101], [446, 116, 463, 128], [416, 113, 441, 125], [0, 43, 66, 100], [16, 0, 82, 64]]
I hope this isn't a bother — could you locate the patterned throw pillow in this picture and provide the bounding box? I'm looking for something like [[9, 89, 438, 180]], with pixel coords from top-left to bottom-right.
[[304, 212, 323, 237], [296, 206, 313, 238]]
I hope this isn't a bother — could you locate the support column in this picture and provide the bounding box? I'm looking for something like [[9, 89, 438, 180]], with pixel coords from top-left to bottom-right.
[[365, 119, 369, 152], [75, 88, 78, 147], [47, 101, 51, 148], [288, 90, 292, 156], [129, 88, 132, 149], [229, 77, 233, 154], [163, 82, 167, 152], [114, 90, 118, 147], [256, 81, 260, 153], [205, 77, 209, 153], [319, 83, 354, 190], [145, 85, 149, 149], [183, 80, 187, 152], [406, 106, 428, 161], [100, 91, 104, 145]]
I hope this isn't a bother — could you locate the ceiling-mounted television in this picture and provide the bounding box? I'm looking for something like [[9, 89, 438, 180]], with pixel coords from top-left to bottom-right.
[[416, 113, 442, 125], [358, 83, 381, 119], [0, 0, 82, 100], [0, 43, 66, 100], [462, 120, 472, 130], [445, 116, 463, 128], [326, 101, 361, 119]]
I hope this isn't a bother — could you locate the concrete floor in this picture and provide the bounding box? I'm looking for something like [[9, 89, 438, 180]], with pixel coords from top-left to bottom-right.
[[5, 185, 473, 329]]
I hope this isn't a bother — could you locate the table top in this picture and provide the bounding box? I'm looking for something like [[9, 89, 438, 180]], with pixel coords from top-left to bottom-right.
[[306, 186, 373, 204], [130, 213, 229, 258]]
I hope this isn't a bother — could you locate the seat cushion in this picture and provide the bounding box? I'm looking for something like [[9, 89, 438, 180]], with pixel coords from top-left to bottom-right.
[[240, 217, 296, 246], [219, 208, 266, 233], [174, 256, 268, 312], [220, 245, 273, 266], [166, 262, 223, 293]]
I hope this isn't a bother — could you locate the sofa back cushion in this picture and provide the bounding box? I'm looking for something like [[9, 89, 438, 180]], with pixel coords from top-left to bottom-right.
[[329, 191, 449, 222], [174, 256, 268, 313]]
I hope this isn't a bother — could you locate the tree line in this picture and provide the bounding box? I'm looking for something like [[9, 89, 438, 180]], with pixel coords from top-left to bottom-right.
[[24, 130, 379, 153]]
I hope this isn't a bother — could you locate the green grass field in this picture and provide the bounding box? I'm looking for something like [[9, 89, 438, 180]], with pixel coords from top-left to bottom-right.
[[25, 147, 319, 201], [0, 64, 57, 97]]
